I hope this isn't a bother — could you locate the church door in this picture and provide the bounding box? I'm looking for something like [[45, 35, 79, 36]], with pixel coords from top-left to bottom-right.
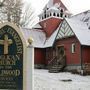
[[57, 46, 65, 58]]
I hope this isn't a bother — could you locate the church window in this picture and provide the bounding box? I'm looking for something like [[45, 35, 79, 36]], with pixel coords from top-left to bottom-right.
[[42, 16, 43, 19], [60, 9, 63, 17], [44, 14, 46, 18], [57, 13, 59, 17], [71, 43, 75, 53], [60, 13, 63, 17], [61, 9, 63, 13], [44, 10, 47, 18], [53, 13, 56, 16]]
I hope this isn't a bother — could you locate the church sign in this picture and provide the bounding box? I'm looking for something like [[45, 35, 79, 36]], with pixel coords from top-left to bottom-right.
[[0, 25, 23, 89]]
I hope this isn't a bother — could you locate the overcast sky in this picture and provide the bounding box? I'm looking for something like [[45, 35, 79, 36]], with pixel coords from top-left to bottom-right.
[[23, 0, 90, 28], [24, 0, 90, 15], [62, 0, 90, 14]]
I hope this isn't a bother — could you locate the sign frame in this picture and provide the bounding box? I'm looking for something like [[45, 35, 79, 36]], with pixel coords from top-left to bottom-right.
[[0, 22, 27, 90]]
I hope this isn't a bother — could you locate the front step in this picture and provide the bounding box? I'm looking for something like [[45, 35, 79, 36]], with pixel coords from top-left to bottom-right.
[[49, 65, 63, 73], [48, 55, 66, 73]]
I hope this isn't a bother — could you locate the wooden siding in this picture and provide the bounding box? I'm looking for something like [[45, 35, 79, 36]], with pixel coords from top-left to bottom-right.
[[34, 48, 46, 64], [82, 46, 90, 63], [56, 36, 81, 65]]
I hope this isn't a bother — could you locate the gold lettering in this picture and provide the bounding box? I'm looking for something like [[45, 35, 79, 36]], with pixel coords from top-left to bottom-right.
[[16, 55, 20, 60], [17, 46, 23, 53], [0, 60, 4, 65], [1, 70, 20, 76], [0, 55, 18, 65], [0, 60, 16, 65]]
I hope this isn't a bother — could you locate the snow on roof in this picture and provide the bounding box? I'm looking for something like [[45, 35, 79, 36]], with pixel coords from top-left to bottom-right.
[[48, 6, 59, 12], [71, 10, 90, 29], [66, 18, 90, 46], [21, 27, 59, 48], [21, 28, 46, 48], [32, 23, 42, 29], [45, 26, 60, 47]]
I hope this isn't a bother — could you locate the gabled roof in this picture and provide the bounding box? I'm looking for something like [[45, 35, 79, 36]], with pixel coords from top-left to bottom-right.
[[71, 10, 90, 29], [65, 18, 90, 46], [22, 28, 46, 48], [22, 26, 60, 48]]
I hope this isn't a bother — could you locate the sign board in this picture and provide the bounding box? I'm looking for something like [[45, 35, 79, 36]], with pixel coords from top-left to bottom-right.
[[0, 25, 23, 90]]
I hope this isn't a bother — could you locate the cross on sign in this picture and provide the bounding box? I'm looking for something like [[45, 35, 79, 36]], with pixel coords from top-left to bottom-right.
[[0, 34, 13, 54]]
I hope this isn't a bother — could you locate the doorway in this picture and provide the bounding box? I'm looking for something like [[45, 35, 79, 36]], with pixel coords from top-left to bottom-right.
[[57, 46, 65, 58]]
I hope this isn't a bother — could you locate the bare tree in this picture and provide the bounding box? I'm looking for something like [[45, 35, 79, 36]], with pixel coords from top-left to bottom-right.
[[20, 3, 36, 28], [0, 0, 5, 7], [0, 0, 22, 26], [0, 0, 36, 27]]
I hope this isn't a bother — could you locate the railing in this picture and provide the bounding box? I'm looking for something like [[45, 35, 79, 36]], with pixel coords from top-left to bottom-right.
[[57, 55, 66, 66], [48, 55, 66, 69], [48, 56, 57, 68]]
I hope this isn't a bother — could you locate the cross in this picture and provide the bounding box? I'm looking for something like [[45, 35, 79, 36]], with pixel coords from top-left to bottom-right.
[[0, 34, 13, 54]]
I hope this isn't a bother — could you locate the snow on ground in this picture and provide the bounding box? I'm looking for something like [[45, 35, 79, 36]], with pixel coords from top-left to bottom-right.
[[34, 69, 90, 90]]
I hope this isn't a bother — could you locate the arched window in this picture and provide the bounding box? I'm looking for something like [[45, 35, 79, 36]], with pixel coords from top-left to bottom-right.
[[61, 9, 63, 13], [42, 16, 43, 19], [44, 14, 46, 18], [60, 9, 63, 17], [53, 12, 56, 16], [44, 10, 47, 18], [57, 13, 59, 17], [71, 43, 75, 53]]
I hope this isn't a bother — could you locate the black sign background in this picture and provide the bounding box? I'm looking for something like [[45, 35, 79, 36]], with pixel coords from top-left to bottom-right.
[[0, 25, 23, 90]]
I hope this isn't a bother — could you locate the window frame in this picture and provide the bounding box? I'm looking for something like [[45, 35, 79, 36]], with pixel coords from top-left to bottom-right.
[[71, 43, 75, 53]]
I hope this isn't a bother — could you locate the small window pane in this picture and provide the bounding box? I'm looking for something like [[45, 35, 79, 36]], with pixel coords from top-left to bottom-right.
[[71, 43, 75, 53]]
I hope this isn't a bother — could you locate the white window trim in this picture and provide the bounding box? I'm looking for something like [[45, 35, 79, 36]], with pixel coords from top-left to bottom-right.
[[71, 43, 75, 53]]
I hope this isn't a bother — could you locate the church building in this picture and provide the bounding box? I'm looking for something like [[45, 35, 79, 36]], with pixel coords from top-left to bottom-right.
[[23, 0, 71, 68], [22, 0, 90, 74]]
